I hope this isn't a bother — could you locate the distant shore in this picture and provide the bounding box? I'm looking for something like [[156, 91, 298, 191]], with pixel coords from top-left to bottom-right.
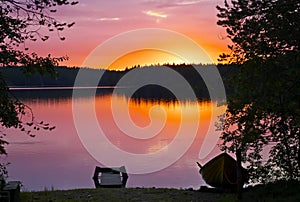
[[1, 64, 236, 100]]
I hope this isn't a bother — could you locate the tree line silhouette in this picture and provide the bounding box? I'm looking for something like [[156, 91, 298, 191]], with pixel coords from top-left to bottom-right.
[[1, 64, 237, 100]]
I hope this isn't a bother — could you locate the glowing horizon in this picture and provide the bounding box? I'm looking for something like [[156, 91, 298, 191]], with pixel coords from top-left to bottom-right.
[[25, 0, 230, 68]]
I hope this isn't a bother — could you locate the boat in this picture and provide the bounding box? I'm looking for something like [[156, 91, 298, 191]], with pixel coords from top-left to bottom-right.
[[92, 166, 128, 188], [197, 153, 248, 189]]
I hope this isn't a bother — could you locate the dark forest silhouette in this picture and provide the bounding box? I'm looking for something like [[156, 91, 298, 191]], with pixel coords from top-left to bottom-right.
[[1, 64, 236, 100]]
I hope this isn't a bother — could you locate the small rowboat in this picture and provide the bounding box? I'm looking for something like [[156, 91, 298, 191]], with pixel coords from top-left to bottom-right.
[[197, 153, 248, 189], [92, 166, 128, 188]]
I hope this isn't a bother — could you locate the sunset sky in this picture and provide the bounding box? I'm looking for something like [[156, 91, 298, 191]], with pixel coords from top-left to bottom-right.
[[27, 0, 230, 69]]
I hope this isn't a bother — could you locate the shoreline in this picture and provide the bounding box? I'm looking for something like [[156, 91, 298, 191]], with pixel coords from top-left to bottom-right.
[[20, 180, 300, 201], [20, 187, 222, 202]]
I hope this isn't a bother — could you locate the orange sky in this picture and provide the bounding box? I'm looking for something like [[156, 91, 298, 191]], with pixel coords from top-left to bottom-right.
[[108, 50, 185, 70], [26, 0, 230, 69]]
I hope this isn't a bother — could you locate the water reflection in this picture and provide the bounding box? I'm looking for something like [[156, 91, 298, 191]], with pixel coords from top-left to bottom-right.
[[4, 88, 225, 191]]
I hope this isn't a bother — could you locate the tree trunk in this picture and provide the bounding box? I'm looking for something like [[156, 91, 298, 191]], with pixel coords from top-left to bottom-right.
[[298, 134, 300, 177], [236, 149, 243, 199], [282, 135, 294, 179]]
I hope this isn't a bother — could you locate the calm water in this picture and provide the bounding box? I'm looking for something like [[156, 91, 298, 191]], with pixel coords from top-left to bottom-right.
[[4, 88, 225, 191]]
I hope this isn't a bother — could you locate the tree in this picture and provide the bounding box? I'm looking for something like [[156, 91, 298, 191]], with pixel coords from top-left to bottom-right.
[[0, 0, 78, 178], [216, 0, 300, 189]]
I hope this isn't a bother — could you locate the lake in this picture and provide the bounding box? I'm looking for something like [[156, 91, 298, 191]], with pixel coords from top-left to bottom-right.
[[4, 87, 226, 191]]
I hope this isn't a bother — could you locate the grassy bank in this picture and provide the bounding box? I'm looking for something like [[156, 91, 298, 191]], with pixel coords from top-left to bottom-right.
[[20, 187, 221, 202], [20, 181, 300, 202]]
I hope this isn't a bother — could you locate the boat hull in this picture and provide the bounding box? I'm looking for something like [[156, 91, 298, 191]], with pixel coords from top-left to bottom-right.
[[198, 153, 248, 189]]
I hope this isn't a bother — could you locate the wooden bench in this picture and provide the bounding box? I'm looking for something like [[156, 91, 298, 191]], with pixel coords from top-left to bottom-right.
[[0, 181, 21, 202], [0, 190, 10, 202]]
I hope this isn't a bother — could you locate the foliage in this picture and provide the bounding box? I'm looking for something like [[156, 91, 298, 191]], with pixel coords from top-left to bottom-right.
[[217, 180, 300, 202], [217, 0, 299, 64], [0, 0, 77, 179], [217, 0, 300, 183]]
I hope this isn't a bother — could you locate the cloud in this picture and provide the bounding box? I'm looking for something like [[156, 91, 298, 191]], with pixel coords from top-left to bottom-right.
[[143, 10, 168, 18], [175, 0, 203, 5], [97, 17, 121, 21], [142, 0, 210, 9]]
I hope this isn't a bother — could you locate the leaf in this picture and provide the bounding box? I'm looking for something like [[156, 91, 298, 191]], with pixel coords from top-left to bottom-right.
[[49, 126, 56, 131], [67, 22, 75, 28], [26, 122, 33, 126]]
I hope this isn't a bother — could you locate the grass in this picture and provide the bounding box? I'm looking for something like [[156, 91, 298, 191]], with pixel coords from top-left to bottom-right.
[[20, 187, 221, 202], [20, 181, 300, 202]]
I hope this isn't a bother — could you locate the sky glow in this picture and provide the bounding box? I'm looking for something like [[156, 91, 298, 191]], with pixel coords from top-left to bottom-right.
[[26, 0, 230, 69]]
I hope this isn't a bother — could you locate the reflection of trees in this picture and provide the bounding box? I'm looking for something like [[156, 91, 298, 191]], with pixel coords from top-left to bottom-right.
[[11, 88, 114, 101]]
